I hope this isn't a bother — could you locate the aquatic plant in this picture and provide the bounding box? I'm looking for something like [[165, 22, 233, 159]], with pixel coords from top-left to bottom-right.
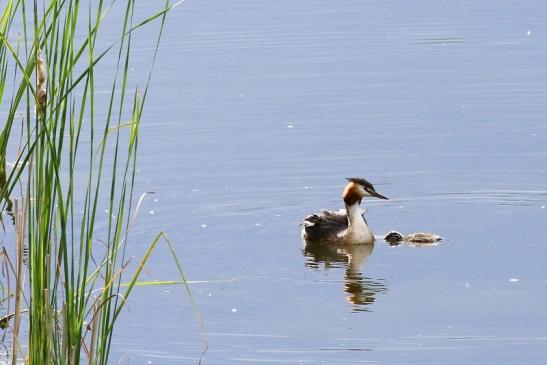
[[0, 1, 192, 364]]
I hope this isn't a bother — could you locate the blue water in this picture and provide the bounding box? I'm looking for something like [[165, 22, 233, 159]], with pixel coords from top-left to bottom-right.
[[106, 1, 547, 363]]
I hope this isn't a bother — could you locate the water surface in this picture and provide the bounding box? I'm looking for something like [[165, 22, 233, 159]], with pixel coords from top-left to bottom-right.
[[109, 1, 547, 363]]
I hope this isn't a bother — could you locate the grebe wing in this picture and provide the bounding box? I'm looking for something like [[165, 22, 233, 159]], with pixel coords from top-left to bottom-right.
[[302, 209, 349, 242]]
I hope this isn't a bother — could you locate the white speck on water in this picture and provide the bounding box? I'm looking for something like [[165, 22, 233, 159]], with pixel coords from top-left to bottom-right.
[[464, 283, 470, 288], [304, 186, 309, 189], [541, 206, 545, 209], [153, 198, 158, 202], [510, 278, 519, 283], [231, 308, 237, 313], [201, 224, 207, 228], [164, 290, 170, 293], [208, 293, 212, 297], [275, 214, 282, 217], [287, 125, 294, 129], [531, 133, 537, 136], [149, 210, 154, 215], [192, 189, 199, 192], [136, 169, 141, 173], [255, 223, 261, 226], [399, 206, 404, 209], [239, 94, 245, 98], [448, 325, 453, 329], [527, 30, 532, 36]]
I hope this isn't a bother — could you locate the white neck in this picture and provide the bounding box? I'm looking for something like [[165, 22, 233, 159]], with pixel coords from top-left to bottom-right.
[[343, 202, 374, 243], [346, 203, 364, 225]]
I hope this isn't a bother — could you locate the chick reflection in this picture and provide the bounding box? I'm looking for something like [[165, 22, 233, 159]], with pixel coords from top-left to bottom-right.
[[302, 243, 387, 311]]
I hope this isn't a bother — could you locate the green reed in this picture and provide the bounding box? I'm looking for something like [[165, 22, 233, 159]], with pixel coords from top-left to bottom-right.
[[0, 1, 188, 364]]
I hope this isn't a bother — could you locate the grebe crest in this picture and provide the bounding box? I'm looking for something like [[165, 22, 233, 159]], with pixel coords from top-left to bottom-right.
[[301, 177, 388, 245]]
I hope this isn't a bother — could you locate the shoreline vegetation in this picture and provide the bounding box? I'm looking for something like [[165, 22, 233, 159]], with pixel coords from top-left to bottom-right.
[[0, 1, 201, 364]]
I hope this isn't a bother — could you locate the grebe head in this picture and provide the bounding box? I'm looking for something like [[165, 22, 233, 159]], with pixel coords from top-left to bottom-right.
[[343, 177, 388, 205]]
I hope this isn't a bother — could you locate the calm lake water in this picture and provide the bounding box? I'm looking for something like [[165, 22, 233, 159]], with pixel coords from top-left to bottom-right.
[[106, 0, 547, 363]]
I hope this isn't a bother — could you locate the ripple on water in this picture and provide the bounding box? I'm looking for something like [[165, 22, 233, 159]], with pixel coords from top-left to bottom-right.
[[413, 189, 547, 206]]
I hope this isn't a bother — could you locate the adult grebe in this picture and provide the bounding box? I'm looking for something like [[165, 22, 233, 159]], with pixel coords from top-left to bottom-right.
[[301, 178, 388, 245]]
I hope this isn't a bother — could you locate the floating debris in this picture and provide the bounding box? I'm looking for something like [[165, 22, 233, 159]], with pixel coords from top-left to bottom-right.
[[509, 278, 519, 283]]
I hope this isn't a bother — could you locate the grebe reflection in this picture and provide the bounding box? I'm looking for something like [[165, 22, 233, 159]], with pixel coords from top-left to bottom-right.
[[302, 242, 387, 311]]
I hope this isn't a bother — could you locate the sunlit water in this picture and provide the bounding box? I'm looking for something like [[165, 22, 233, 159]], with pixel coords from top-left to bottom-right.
[[30, 0, 547, 363]]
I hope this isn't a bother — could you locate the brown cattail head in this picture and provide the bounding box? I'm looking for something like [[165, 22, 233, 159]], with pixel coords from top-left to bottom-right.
[[36, 49, 47, 117]]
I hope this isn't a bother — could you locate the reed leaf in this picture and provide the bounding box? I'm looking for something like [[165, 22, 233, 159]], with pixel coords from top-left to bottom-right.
[[0, 1, 194, 364]]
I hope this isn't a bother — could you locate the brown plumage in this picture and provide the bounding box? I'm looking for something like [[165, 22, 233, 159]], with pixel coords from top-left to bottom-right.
[[302, 178, 388, 245], [302, 209, 366, 243], [343, 181, 363, 206]]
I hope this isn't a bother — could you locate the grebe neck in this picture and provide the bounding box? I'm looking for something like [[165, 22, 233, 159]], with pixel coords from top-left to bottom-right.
[[342, 202, 374, 243], [345, 203, 365, 226]]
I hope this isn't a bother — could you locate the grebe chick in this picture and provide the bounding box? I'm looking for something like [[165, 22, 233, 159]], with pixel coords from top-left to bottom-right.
[[301, 178, 388, 245], [384, 231, 441, 244]]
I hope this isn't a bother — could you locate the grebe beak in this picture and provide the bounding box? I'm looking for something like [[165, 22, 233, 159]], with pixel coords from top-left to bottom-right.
[[368, 190, 389, 200]]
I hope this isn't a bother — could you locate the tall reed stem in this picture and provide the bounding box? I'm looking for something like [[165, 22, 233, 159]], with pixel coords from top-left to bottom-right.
[[0, 1, 184, 364]]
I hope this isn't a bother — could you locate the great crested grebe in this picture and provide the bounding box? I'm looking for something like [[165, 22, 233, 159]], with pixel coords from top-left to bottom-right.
[[301, 178, 388, 245], [384, 231, 442, 245]]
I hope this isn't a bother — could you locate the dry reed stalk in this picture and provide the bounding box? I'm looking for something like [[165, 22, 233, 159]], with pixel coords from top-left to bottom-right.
[[43, 288, 52, 365], [12, 199, 25, 365], [88, 298, 101, 365], [70, 345, 76, 365], [62, 304, 67, 364]]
